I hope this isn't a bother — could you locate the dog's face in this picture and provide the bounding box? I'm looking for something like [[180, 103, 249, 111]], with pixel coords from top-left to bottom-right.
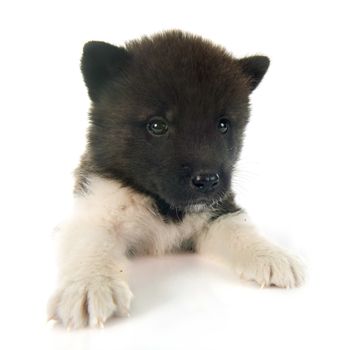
[[81, 31, 269, 210]]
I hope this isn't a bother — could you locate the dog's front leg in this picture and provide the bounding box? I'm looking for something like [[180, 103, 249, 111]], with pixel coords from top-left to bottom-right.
[[47, 183, 133, 329], [196, 211, 305, 288]]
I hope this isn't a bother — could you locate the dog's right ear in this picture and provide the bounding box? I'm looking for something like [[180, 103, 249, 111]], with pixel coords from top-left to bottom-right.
[[81, 41, 130, 102]]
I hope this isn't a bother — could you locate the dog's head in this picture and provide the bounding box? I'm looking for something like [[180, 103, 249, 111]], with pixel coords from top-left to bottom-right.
[[81, 31, 269, 210]]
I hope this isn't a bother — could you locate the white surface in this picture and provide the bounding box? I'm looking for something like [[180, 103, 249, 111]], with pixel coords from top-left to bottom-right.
[[1, 0, 349, 349]]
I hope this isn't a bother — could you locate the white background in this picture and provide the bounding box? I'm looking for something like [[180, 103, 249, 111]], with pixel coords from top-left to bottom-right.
[[0, 0, 349, 349]]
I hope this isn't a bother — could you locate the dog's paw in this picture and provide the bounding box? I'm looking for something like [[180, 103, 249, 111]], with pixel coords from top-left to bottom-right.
[[238, 247, 305, 288], [47, 277, 133, 329]]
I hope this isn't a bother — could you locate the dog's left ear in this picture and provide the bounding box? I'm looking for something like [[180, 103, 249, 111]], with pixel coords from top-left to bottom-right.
[[238, 56, 270, 92]]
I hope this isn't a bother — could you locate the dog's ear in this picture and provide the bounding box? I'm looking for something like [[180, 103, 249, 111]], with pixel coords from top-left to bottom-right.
[[81, 41, 130, 101], [238, 56, 270, 92]]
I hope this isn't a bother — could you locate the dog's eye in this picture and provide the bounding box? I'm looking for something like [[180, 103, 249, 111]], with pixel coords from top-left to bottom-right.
[[217, 118, 230, 134], [147, 117, 168, 136]]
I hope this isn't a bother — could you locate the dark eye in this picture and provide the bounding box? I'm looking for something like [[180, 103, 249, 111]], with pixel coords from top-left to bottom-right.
[[147, 117, 168, 136], [217, 118, 230, 134]]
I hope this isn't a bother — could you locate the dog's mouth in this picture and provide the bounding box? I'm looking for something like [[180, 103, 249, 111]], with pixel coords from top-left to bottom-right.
[[183, 201, 212, 213], [167, 193, 227, 212]]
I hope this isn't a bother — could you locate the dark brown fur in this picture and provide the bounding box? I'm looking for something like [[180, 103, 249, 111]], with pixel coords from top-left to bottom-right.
[[77, 30, 269, 221]]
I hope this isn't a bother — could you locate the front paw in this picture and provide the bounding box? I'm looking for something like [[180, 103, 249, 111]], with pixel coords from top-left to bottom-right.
[[238, 247, 305, 288], [48, 276, 133, 329]]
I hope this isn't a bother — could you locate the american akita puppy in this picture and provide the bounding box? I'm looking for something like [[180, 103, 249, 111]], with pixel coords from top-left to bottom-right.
[[48, 30, 304, 329]]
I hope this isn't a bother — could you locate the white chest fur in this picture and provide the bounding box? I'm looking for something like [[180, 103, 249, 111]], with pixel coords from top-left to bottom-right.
[[68, 176, 210, 256]]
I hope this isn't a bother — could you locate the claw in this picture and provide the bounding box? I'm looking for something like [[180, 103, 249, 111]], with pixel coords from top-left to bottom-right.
[[97, 320, 105, 329], [47, 316, 56, 323], [260, 282, 265, 289], [91, 317, 105, 329]]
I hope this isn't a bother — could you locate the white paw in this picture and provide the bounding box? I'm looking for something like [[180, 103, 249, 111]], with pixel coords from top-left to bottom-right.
[[238, 247, 305, 288], [47, 277, 133, 329]]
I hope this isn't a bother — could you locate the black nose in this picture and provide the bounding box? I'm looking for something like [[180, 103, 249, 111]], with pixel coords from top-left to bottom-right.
[[191, 173, 220, 192]]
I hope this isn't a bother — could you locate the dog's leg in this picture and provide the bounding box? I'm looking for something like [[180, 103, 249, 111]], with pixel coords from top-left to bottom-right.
[[196, 211, 305, 288], [48, 178, 133, 329]]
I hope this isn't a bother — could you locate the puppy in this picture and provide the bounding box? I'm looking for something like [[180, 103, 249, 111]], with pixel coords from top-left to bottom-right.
[[48, 30, 304, 329]]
